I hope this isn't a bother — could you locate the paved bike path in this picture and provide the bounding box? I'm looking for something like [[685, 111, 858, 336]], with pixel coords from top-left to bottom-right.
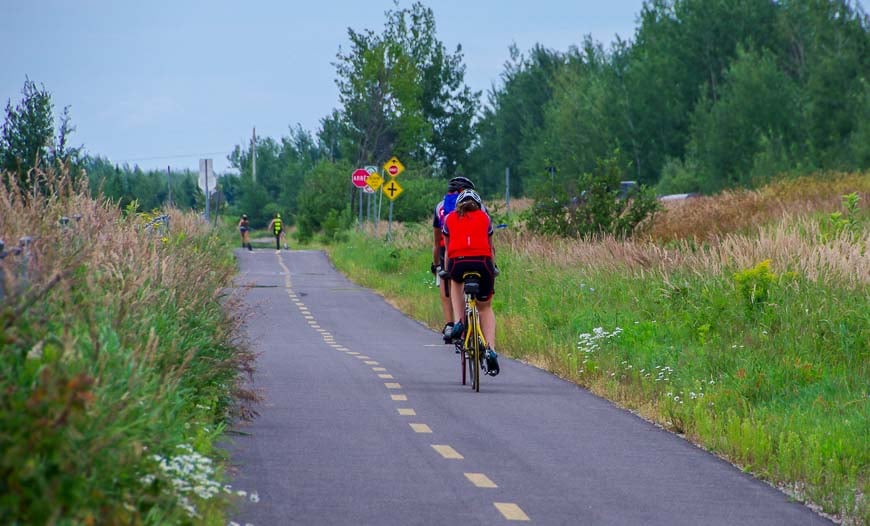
[[226, 248, 830, 525]]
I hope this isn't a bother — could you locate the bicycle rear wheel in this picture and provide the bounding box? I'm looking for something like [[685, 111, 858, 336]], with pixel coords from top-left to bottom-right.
[[460, 342, 467, 385], [469, 309, 481, 392]]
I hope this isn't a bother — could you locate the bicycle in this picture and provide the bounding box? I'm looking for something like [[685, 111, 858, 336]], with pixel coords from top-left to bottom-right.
[[454, 271, 490, 392]]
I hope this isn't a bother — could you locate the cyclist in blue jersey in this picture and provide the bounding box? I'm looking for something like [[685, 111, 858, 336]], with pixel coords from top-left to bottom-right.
[[432, 176, 476, 342]]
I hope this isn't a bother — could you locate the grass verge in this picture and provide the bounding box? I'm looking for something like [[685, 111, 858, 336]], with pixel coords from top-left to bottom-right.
[[0, 172, 255, 523]]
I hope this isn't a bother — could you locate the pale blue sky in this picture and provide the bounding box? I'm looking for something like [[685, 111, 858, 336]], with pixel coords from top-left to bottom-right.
[[1, 0, 646, 173]]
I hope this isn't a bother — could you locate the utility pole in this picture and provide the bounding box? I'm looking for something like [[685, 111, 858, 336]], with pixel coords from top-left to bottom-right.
[[252, 126, 257, 183], [547, 165, 556, 200], [167, 165, 172, 207], [505, 166, 510, 213]]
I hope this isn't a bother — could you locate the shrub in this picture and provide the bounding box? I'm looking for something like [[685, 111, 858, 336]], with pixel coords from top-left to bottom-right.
[[525, 152, 660, 238]]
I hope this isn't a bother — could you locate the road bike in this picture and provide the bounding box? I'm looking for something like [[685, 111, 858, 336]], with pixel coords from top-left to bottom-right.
[[455, 271, 489, 392]]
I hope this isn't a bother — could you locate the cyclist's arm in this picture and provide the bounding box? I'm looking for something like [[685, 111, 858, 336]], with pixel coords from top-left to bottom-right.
[[433, 228, 443, 266]]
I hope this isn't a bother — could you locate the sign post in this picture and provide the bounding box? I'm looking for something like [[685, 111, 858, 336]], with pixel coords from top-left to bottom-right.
[[198, 159, 214, 222], [351, 168, 370, 227]]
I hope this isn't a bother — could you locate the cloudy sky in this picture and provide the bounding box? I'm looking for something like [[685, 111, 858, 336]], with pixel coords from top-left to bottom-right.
[[1, 0, 646, 173]]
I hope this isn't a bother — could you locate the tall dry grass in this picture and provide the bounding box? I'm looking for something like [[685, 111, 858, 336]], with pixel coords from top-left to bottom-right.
[[649, 173, 869, 241], [500, 218, 868, 288], [0, 169, 254, 522]]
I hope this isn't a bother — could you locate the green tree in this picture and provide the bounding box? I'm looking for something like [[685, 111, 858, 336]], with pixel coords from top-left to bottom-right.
[[688, 47, 801, 190], [333, 2, 478, 174], [1, 79, 58, 192], [470, 44, 566, 196], [295, 160, 354, 242]]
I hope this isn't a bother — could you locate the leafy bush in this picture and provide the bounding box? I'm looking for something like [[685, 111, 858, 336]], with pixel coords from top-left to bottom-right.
[[295, 160, 354, 242], [733, 259, 777, 310], [525, 152, 660, 238]]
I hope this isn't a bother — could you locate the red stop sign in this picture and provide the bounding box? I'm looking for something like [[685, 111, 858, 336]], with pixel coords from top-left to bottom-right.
[[388, 165, 399, 176], [351, 168, 370, 188]]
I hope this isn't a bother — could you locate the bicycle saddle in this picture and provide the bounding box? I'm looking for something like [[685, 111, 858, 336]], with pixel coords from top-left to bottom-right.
[[462, 272, 481, 296]]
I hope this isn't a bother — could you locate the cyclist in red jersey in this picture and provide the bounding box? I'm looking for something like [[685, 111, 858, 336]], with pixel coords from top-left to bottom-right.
[[442, 189, 499, 376]]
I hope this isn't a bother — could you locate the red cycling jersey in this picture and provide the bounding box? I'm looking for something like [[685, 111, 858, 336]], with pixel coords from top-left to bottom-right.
[[442, 209, 493, 258]]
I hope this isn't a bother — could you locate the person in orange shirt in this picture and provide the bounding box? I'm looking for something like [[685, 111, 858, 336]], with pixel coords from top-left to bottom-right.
[[441, 189, 499, 376]]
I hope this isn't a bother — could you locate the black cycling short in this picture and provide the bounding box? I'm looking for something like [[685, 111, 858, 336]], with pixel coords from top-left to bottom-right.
[[446, 256, 496, 301]]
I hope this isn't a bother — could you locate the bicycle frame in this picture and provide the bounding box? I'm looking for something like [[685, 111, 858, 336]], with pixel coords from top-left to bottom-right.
[[459, 273, 488, 392]]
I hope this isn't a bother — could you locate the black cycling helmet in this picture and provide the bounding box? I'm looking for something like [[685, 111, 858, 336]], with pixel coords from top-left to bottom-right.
[[448, 176, 475, 192], [456, 189, 482, 207]]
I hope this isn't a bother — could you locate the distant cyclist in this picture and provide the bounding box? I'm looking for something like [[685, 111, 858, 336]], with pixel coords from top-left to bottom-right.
[[238, 214, 252, 251], [267, 212, 284, 253], [432, 176, 476, 342], [442, 189, 499, 376]]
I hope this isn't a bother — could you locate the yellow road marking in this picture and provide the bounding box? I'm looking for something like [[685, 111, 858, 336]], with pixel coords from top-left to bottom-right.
[[410, 423, 432, 433], [365, 360, 379, 365], [384, 383, 402, 389], [494, 503, 529, 521], [464, 473, 497, 488], [378, 374, 394, 379], [391, 394, 407, 401], [355, 355, 370, 359], [347, 352, 360, 355], [431, 445, 463, 459], [397, 408, 416, 416], [372, 367, 387, 372]]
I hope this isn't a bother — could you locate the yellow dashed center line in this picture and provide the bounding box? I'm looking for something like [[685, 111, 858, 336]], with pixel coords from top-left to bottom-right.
[[346, 352, 360, 356], [410, 423, 432, 433], [378, 374, 394, 379], [355, 355, 370, 359], [384, 382, 402, 389], [494, 503, 530, 521], [391, 394, 407, 401], [431, 445, 463, 459], [464, 473, 497, 488], [397, 408, 416, 416], [364, 360, 379, 365], [372, 367, 387, 372]]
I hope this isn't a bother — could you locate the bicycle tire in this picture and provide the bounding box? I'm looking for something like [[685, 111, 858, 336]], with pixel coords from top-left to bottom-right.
[[470, 308, 481, 392], [460, 342, 467, 385]]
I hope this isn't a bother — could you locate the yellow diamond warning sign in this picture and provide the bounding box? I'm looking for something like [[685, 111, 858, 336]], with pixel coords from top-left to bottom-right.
[[383, 156, 405, 177], [366, 172, 384, 191], [382, 179, 403, 200]]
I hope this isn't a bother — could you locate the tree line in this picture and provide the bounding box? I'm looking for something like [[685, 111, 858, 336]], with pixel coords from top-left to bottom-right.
[[3, 1, 867, 238]]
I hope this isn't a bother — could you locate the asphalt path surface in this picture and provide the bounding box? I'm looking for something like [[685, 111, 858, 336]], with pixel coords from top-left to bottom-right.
[[226, 248, 831, 525]]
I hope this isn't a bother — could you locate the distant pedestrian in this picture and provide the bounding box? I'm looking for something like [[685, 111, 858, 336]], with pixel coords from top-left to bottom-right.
[[239, 214, 252, 251], [267, 212, 284, 253]]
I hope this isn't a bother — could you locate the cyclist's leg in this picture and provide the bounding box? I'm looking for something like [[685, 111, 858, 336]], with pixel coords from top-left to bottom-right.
[[477, 298, 495, 349]]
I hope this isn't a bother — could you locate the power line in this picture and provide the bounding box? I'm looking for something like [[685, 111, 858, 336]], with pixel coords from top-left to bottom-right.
[[111, 150, 232, 163]]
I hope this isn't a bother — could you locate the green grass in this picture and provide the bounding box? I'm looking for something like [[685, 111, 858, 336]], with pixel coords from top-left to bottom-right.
[[327, 226, 868, 524]]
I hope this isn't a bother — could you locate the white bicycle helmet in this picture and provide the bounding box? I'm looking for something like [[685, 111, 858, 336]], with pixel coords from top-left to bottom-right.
[[456, 189, 482, 207]]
